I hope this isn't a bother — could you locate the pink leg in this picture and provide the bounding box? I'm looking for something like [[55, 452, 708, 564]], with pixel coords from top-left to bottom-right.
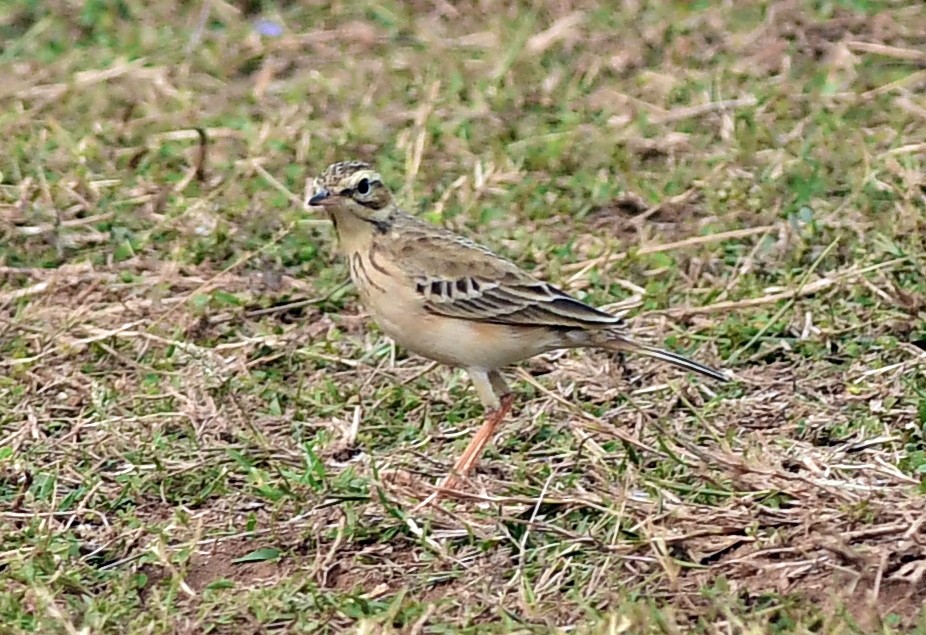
[[440, 394, 514, 492]]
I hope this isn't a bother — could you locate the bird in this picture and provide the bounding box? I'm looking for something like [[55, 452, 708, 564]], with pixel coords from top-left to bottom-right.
[[307, 160, 729, 492]]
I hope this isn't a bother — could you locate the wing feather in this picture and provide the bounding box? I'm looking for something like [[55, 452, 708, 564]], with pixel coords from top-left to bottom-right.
[[390, 221, 622, 329]]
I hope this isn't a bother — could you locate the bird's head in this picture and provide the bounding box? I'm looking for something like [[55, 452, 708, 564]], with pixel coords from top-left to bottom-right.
[[308, 161, 394, 227]]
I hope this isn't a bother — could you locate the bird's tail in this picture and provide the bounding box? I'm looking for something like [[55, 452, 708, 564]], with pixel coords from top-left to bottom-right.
[[596, 332, 730, 383]]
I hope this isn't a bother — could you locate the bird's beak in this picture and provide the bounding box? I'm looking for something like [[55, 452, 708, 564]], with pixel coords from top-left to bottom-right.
[[308, 188, 331, 206]]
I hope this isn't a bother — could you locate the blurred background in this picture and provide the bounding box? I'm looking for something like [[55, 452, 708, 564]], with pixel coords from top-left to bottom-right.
[[1, 1, 925, 633]]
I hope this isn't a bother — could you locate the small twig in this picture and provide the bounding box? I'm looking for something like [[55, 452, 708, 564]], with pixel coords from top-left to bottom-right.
[[0, 281, 50, 304], [185, 0, 213, 54], [403, 80, 441, 196], [525, 11, 585, 54], [883, 142, 926, 157], [253, 161, 336, 225], [194, 127, 208, 182], [861, 69, 926, 99], [649, 95, 757, 125], [251, 159, 307, 210], [871, 549, 889, 603], [846, 41, 926, 64], [518, 469, 556, 559]]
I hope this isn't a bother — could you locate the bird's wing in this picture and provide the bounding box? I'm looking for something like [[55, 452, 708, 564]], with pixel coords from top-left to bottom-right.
[[387, 221, 621, 329]]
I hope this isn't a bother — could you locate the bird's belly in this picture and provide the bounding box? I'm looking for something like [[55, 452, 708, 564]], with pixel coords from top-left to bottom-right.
[[367, 295, 555, 369]]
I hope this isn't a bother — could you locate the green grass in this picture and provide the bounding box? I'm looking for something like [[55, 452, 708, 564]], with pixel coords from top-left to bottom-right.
[[2, 0, 926, 632]]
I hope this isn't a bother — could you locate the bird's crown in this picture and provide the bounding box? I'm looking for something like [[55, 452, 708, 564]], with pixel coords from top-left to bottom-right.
[[314, 161, 380, 192]]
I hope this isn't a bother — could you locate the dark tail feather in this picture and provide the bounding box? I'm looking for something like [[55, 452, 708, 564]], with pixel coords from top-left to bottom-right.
[[636, 343, 730, 383], [596, 333, 730, 382]]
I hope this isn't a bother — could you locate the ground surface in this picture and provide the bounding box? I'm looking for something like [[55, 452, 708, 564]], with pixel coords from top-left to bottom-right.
[[1, 1, 926, 633]]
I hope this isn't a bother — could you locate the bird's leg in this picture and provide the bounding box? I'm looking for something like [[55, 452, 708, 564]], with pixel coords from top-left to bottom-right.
[[445, 394, 514, 484], [439, 370, 512, 492]]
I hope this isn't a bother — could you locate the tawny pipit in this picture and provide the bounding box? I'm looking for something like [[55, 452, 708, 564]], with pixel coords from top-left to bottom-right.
[[308, 161, 729, 489]]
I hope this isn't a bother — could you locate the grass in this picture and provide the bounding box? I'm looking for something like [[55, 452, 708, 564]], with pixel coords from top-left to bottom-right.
[[1, 0, 926, 632]]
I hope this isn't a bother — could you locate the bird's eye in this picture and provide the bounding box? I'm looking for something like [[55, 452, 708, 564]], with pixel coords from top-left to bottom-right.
[[356, 178, 371, 196]]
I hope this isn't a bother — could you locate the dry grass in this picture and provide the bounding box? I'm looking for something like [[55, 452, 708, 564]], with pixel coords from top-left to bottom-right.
[[2, 0, 926, 633]]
